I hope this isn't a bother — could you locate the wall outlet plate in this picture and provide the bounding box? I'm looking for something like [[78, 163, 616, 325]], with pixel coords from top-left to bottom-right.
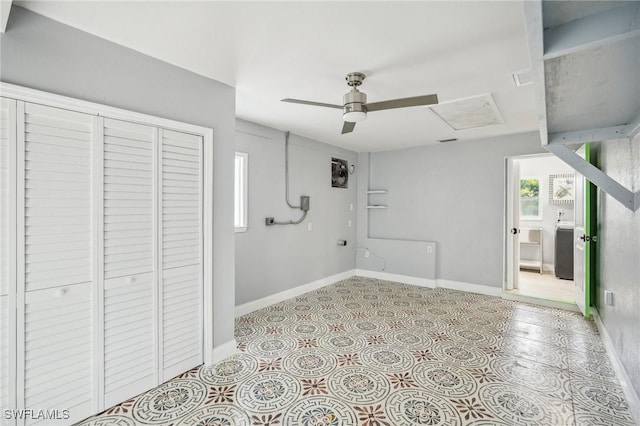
[[604, 290, 614, 306]]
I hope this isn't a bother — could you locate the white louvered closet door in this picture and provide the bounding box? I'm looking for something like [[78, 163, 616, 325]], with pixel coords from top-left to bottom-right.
[[0, 98, 17, 425], [102, 118, 157, 407], [19, 102, 95, 425], [159, 129, 203, 381]]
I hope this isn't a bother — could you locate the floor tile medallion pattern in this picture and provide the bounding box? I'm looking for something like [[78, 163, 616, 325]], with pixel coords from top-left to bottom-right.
[[77, 277, 635, 425]]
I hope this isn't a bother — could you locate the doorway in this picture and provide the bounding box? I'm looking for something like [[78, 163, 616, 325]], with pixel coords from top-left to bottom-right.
[[504, 153, 577, 304]]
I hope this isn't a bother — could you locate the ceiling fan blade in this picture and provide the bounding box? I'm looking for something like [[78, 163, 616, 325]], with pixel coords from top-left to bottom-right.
[[281, 98, 343, 109], [341, 121, 356, 134], [365, 94, 438, 112]]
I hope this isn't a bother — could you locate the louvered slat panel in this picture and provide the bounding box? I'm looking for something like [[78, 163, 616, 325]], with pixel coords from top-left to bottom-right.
[[103, 118, 154, 280], [161, 265, 201, 377], [0, 99, 12, 418], [23, 283, 92, 425], [1, 100, 12, 297], [103, 118, 155, 408], [104, 272, 154, 407], [161, 130, 202, 380], [23, 104, 92, 293]]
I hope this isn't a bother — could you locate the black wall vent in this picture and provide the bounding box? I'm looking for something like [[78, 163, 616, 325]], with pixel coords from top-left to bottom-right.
[[331, 158, 349, 188]]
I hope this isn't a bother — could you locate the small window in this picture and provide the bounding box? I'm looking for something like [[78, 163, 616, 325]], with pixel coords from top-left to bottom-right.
[[234, 152, 248, 232], [520, 177, 541, 220]]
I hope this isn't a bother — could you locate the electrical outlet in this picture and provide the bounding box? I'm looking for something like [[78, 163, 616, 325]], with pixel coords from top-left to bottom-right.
[[604, 290, 614, 306], [365, 249, 370, 258], [348, 220, 352, 227], [265, 217, 275, 226], [427, 245, 433, 254], [307, 222, 312, 231]]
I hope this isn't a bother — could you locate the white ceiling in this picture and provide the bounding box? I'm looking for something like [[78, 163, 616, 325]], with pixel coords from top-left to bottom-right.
[[16, 1, 539, 152]]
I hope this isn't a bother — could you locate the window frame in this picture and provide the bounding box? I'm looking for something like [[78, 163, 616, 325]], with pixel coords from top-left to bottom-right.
[[234, 151, 248, 232], [519, 175, 543, 221]]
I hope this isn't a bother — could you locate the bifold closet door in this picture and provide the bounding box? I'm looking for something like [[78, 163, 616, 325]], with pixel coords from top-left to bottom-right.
[[102, 118, 157, 407], [18, 102, 95, 424], [159, 129, 203, 381], [0, 98, 17, 424]]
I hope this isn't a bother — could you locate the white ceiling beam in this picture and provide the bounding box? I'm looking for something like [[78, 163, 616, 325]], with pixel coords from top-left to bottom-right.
[[0, 0, 12, 34], [627, 113, 640, 139], [522, 0, 549, 145], [543, 2, 640, 60], [548, 125, 630, 145], [546, 144, 637, 211]]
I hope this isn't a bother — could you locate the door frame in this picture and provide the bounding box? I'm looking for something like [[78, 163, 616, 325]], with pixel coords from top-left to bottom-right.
[[503, 152, 569, 296], [582, 143, 596, 317], [504, 153, 547, 292], [504, 157, 520, 291]]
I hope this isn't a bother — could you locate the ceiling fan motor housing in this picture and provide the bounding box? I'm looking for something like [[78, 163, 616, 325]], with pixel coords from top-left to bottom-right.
[[343, 89, 367, 121]]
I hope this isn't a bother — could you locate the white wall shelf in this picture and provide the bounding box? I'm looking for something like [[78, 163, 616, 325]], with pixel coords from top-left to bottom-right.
[[366, 189, 388, 210]]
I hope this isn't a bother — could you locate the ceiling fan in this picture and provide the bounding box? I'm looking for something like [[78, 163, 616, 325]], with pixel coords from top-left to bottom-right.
[[282, 72, 439, 134]]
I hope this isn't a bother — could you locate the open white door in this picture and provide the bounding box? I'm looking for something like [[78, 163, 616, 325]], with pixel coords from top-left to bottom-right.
[[506, 158, 520, 290], [574, 170, 587, 315]]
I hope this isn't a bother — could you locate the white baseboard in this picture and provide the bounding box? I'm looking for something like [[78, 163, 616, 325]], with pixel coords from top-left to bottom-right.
[[208, 338, 238, 365], [354, 269, 436, 288], [592, 309, 640, 424], [437, 279, 502, 297], [235, 269, 356, 317], [543, 263, 555, 273]]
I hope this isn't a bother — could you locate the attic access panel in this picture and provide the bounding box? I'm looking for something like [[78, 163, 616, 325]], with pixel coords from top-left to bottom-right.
[[429, 94, 503, 130], [331, 158, 349, 188]]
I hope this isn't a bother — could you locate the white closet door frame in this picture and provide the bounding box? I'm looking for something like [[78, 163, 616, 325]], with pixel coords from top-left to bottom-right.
[[2, 83, 214, 371], [3, 97, 18, 426]]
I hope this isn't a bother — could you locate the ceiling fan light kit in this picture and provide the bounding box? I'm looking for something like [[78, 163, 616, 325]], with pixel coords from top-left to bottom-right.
[[282, 71, 439, 134]]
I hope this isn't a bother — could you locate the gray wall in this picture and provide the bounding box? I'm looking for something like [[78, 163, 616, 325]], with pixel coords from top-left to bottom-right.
[[355, 152, 437, 280], [235, 120, 357, 305], [519, 155, 575, 268], [597, 135, 640, 398], [357, 132, 545, 287], [1, 7, 237, 347]]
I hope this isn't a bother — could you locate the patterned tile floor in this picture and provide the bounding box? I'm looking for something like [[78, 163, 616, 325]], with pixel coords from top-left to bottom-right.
[[77, 277, 635, 425]]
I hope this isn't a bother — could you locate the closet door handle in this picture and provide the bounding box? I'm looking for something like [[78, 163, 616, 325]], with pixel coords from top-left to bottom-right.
[[510, 228, 520, 235]]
